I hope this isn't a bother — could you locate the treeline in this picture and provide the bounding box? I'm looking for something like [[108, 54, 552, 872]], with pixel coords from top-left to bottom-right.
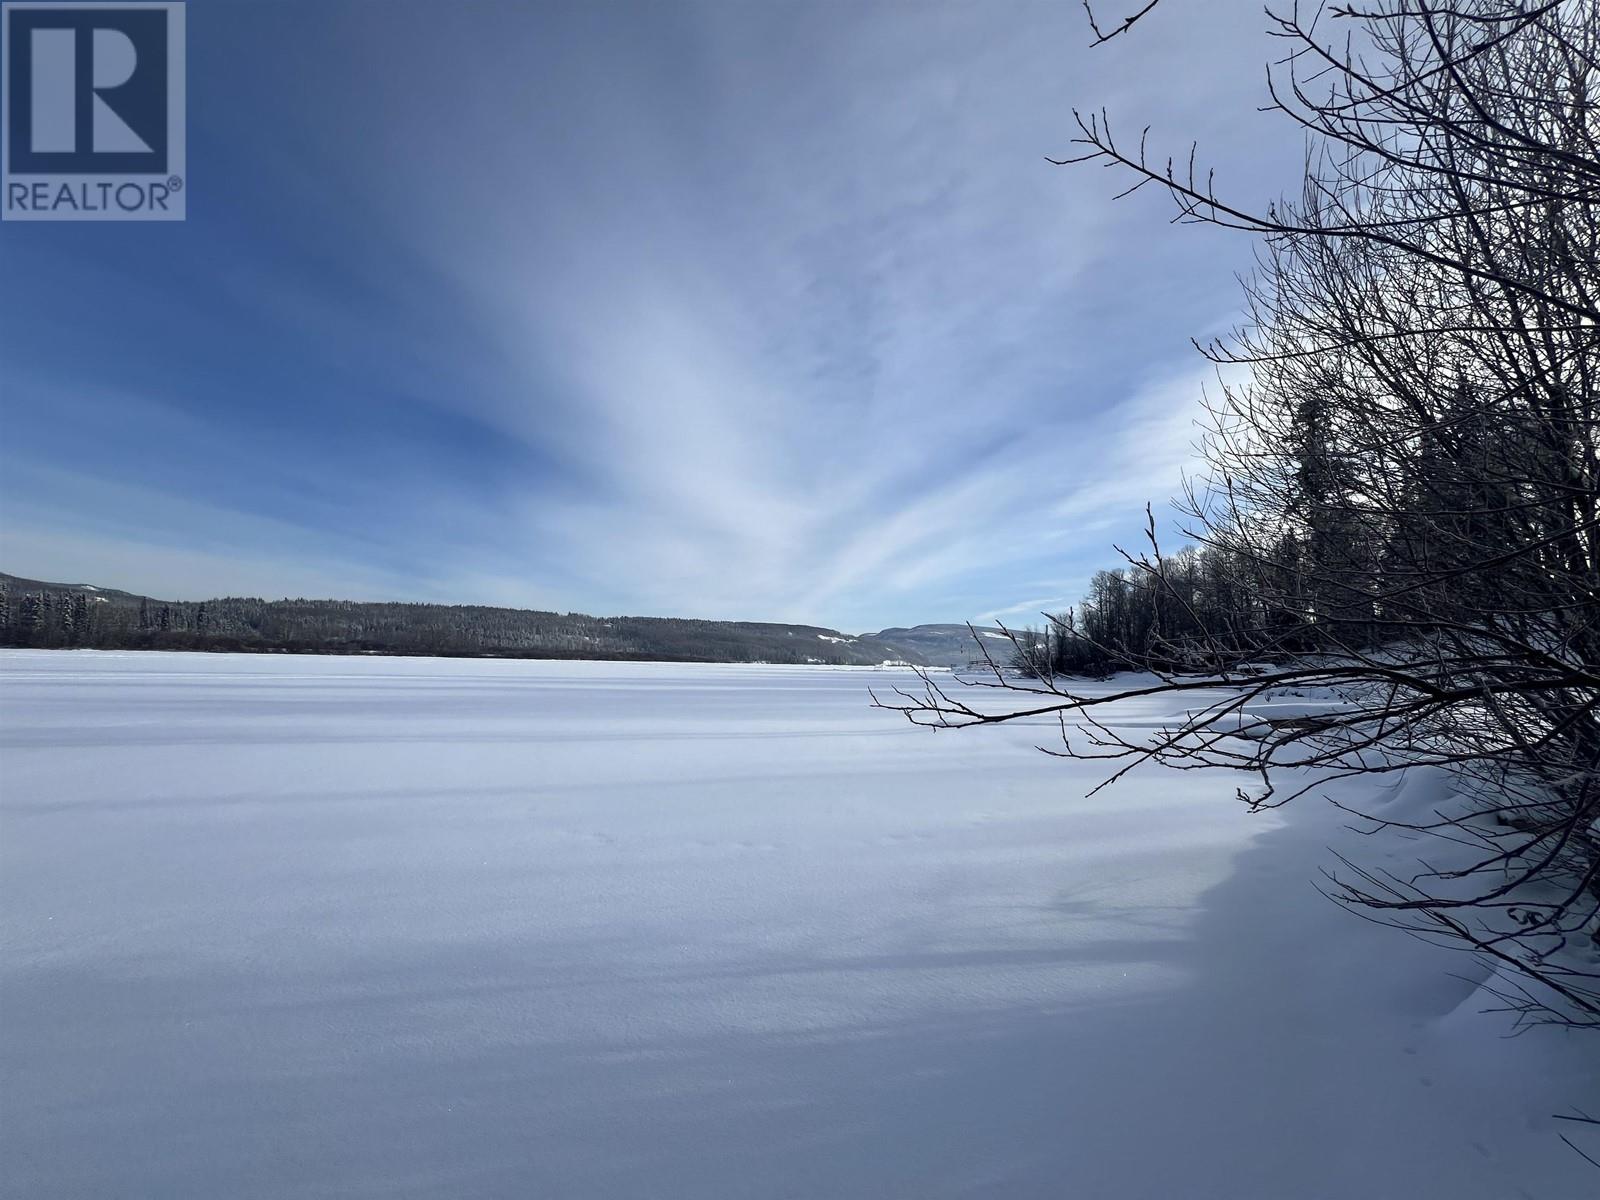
[[0, 580, 919, 666], [1009, 543, 1295, 678], [1010, 508, 1475, 680]]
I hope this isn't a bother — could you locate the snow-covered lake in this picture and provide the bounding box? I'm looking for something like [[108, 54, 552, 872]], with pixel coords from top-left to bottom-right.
[[2, 651, 1594, 1198]]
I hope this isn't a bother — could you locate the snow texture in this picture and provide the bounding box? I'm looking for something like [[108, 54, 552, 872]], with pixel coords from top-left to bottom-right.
[[1, 651, 1596, 1198]]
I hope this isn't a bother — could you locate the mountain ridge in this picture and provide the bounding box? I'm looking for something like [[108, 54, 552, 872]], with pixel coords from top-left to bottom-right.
[[0, 571, 996, 667]]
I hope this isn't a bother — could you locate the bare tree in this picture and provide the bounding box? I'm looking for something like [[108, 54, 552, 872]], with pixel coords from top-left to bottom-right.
[[1081, 0, 1167, 46], [881, 0, 1600, 1028]]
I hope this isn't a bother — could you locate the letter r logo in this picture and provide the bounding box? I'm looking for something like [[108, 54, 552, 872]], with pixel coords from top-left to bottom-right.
[[2, 2, 185, 220], [3, 3, 179, 175], [30, 25, 152, 154]]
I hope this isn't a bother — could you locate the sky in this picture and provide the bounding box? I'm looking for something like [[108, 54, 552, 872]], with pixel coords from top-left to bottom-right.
[[0, 0, 1301, 632]]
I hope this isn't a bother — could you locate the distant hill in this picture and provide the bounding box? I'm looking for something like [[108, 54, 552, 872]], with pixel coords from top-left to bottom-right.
[[869, 623, 1015, 669], [0, 573, 147, 607], [0, 572, 928, 666]]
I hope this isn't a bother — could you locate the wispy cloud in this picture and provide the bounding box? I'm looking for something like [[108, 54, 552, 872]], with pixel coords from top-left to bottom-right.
[[1, 0, 1295, 630]]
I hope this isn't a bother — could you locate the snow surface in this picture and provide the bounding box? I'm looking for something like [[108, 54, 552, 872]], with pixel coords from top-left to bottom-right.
[[1, 650, 1596, 1198]]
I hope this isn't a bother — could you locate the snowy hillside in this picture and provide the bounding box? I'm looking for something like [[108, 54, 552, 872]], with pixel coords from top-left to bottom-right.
[[869, 623, 1013, 668], [1, 652, 1595, 1198]]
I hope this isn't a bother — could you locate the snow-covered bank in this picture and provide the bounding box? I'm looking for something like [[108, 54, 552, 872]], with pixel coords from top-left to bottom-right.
[[1, 651, 1595, 1197]]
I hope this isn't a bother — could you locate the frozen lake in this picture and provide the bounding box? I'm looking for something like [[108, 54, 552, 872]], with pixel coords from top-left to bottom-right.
[[2, 651, 1593, 1198]]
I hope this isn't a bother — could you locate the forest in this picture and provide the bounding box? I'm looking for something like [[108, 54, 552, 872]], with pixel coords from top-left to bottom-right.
[[0, 574, 922, 666]]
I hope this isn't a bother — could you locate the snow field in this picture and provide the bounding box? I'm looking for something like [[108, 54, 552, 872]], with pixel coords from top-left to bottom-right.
[[1, 651, 1595, 1197]]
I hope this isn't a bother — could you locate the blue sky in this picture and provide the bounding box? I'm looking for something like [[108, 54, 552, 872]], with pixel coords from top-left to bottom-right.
[[0, 0, 1299, 631]]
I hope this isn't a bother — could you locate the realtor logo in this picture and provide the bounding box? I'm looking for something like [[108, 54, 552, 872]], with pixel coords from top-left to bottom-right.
[[2, 1, 185, 220]]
